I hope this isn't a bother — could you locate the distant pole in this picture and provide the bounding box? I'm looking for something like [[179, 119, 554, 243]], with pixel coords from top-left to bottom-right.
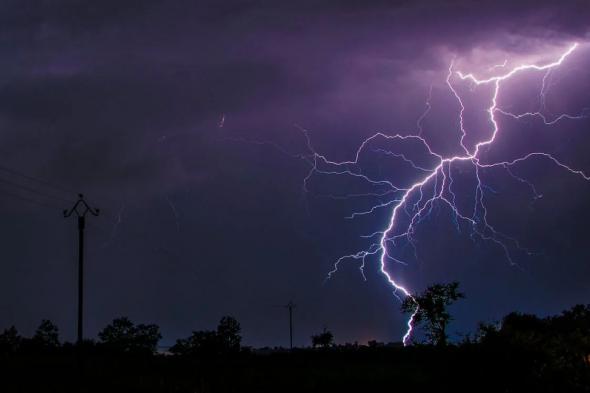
[[287, 301, 295, 350], [64, 194, 99, 345]]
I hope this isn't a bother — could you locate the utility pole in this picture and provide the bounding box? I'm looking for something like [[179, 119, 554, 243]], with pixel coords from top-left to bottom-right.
[[286, 301, 295, 350], [64, 194, 99, 345]]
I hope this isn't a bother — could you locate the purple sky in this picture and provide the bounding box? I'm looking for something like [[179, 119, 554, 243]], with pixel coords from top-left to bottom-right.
[[0, 0, 589, 347]]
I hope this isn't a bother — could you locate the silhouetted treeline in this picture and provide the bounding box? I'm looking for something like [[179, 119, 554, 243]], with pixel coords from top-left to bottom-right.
[[472, 305, 590, 392], [170, 315, 242, 356], [1, 306, 589, 392]]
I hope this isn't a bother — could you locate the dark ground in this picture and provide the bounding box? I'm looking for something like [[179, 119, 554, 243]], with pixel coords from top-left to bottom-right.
[[3, 305, 590, 393], [1, 344, 588, 393]]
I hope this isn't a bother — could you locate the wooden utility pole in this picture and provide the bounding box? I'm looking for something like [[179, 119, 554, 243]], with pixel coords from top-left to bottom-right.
[[286, 301, 295, 350], [64, 194, 99, 345]]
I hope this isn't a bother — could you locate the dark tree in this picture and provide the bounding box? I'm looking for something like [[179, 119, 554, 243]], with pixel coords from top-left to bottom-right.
[[556, 304, 590, 364], [217, 316, 242, 352], [171, 316, 242, 356], [32, 319, 60, 347], [170, 330, 219, 356], [98, 317, 161, 354], [478, 305, 590, 377], [367, 340, 383, 348], [0, 326, 21, 353], [401, 281, 464, 346], [311, 328, 334, 348]]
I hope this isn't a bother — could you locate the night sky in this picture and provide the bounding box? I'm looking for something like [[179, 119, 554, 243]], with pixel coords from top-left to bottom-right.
[[1, 0, 590, 348]]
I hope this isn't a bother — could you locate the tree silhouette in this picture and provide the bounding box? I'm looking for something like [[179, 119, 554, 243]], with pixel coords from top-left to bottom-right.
[[171, 316, 242, 356], [98, 317, 161, 354], [32, 319, 60, 348], [401, 281, 464, 346], [477, 305, 590, 381], [311, 328, 334, 348], [555, 304, 590, 366], [0, 326, 21, 354], [217, 316, 241, 353], [170, 330, 219, 356]]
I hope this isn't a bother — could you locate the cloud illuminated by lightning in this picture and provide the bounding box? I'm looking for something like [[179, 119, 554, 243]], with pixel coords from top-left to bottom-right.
[[299, 42, 589, 345]]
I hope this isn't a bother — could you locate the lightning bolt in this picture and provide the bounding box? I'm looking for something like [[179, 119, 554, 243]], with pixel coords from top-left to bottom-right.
[[301, 42, 589, 345]]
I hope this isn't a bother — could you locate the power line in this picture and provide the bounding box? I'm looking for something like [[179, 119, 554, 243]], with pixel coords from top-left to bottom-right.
[[0, 163, 76, 196], [0, 188, 64, 209], [0, 176, 75, 204], [0, 162, 130, 209]]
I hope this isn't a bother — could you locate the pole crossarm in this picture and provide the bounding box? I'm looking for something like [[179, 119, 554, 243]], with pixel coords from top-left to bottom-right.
[[63, 194, 100, 218]]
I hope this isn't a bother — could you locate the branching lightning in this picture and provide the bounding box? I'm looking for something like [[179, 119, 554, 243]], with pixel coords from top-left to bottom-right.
[[225, 42, 589, 345], [299, 42, 589, 345]]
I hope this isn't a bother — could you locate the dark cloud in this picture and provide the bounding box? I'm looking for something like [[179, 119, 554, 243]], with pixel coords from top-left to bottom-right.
[[0, 0, 589, 347]]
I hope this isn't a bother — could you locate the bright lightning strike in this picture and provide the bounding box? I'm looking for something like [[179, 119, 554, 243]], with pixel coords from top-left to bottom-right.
[[300, 42, 589, 345]]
